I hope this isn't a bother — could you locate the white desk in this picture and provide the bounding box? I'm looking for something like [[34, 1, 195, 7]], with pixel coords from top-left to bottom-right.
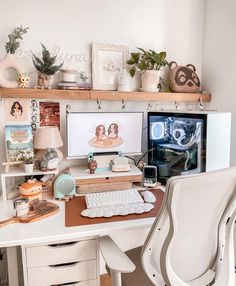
[[0, 200, 157, 286]]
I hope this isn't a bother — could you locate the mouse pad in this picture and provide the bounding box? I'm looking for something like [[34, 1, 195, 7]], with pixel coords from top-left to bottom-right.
[[65, 189, 164, 227]]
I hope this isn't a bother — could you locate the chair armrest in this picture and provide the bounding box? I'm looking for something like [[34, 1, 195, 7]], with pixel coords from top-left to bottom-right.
[[99, 236, 136, 273]]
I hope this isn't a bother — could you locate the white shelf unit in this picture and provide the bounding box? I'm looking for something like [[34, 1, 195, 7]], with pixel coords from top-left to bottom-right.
[[1, 168, 59, 201]]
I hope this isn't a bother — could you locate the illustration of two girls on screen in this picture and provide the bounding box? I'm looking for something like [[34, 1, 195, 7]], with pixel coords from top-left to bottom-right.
[[89, 123, 123, 148]]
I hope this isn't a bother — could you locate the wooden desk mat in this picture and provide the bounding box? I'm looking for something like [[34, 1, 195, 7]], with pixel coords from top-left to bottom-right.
[[65, 189, 164, 227]]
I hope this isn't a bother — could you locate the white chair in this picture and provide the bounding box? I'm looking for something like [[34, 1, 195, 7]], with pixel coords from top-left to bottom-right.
[[99, 167, 236, 286]]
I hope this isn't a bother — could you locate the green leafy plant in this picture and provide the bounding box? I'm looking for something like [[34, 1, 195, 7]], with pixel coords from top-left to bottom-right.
[[5, 25, 29, 54], [32, 43, 63, 75], [127, 48, 168, 77]]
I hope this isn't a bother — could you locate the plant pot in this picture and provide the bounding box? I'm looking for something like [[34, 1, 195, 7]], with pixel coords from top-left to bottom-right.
[[24, 163, 34, 173], [141, 70, 161, 92], [0, 53, 24, 88], [37, 72, 52, 88]]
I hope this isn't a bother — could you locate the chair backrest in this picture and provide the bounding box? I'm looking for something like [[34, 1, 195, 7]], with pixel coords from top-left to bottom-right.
[[142, 167, 236, 286]]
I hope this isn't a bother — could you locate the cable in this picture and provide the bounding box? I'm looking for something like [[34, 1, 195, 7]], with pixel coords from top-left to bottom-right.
[[124, 156, 136, 166], [136, 147, 155, 167]]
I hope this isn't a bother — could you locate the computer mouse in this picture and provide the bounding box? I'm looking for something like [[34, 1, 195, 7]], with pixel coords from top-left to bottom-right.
[[141, 191, 156, 203]]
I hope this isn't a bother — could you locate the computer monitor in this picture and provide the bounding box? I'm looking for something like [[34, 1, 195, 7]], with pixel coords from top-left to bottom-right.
[[67, 112, 143, 158]]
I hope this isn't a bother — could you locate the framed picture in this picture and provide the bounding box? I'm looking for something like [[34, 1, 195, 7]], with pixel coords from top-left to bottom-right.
[[39, 102, 60, 129], [4, 99, 29, 123], [5, 125, 34, 162], [92, 42, 129, 90]]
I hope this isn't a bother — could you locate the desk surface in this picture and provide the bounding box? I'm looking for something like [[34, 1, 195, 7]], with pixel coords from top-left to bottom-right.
[[0, 192, 164, 247]]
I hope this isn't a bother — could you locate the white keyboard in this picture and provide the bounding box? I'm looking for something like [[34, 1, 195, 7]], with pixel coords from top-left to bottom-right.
[[81, 189, 155, 218], [85, 189, 144, 208]]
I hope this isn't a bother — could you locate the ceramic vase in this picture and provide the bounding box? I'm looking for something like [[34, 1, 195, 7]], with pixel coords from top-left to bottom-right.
[[24, 163, 34, 173], [141, 70, 161, 92], [118, 70, 131, 92], [0, 53, 24, 88], [37, 72, 52, 88]]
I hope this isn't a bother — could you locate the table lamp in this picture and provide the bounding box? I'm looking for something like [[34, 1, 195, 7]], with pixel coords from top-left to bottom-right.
[[34, 127, 63, 168]]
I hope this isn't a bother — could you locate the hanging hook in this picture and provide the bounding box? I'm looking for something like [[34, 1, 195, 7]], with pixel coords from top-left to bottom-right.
[[198, 96, 204, 111], [97, 99, 102, 110], [121, 99, 126, 109], [175, 100, 180, 111], [66, 104, 71, 113], [147, 102, 152, 112]]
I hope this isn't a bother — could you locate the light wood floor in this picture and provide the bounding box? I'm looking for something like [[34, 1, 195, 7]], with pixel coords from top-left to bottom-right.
[[100, 274, 112, 286]]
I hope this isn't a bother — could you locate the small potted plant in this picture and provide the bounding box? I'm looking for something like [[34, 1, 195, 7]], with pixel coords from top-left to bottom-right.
[[127, 48, 168, 92], [23, 155, 35, 173], [32, 43, 63, 88], [0, 25, 29, 88]]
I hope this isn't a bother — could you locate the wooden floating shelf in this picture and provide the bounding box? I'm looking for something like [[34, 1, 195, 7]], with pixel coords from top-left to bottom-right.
[[0, 88, 211, 102]]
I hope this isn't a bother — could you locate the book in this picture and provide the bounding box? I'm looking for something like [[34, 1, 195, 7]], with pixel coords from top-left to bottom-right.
[[5, 125, 34, 162]]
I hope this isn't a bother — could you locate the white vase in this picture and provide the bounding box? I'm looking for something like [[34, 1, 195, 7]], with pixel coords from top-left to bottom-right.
[[24, 164, 34, 173], [118, 70, 132, 92], [141, 70, 161, 91], [0, 53, 24, 88]]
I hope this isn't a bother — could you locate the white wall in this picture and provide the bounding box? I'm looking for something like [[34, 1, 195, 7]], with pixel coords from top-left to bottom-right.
[[202, 0, 236, 165], [0, 0, 205, 278]]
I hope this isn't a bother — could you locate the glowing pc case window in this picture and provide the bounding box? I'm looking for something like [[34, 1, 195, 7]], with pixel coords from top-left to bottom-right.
[[148, 112, 207, 184]]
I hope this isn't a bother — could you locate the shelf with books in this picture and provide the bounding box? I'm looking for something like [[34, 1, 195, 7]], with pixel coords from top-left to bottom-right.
[[0, 88, 211, 102]]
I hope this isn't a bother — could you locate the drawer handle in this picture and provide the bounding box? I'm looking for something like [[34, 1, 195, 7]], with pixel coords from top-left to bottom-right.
[[48, 241, 78, 248], [51, 282, 79, 286], [49, 262, 80, 268]]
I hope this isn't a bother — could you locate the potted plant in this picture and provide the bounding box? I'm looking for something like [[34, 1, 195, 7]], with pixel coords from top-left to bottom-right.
[[23, 155, 35, 173], [32, 43, 63, 88], [0, 26, 29, 88], [127, 48, 168, 92]]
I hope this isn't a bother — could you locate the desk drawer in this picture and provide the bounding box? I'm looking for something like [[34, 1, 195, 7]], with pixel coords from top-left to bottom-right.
[[26, 240, 97, 268], [27, 260, 97, 286]]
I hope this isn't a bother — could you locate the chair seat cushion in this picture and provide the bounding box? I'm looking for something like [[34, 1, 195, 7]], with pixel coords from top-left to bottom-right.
[[121, 247, 154, 286]]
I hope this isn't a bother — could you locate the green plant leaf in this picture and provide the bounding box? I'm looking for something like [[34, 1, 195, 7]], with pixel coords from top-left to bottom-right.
[[129, 67, 136, 77]]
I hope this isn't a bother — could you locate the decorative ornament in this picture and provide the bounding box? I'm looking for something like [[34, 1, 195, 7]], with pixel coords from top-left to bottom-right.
[[169, 61, 200, 93]]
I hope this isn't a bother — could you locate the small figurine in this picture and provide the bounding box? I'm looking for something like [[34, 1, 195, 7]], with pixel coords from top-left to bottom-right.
[[40, 149, 59, 171], [169, 61, 200, 93], [17, 72, 29, 88], [88, 160, 97, 174]]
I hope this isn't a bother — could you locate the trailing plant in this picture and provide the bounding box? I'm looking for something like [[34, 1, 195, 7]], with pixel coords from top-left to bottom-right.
[[5, 25, 29, 54], [32, 43, 63, 75], [127, 48, 168, 77]]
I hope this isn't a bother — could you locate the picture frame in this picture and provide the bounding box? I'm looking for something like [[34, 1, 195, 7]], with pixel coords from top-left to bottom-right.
[[92, 42, 129, 90], [4, 98, 30, 124]]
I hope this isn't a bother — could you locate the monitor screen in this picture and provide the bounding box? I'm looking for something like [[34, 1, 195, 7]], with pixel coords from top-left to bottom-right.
[[67, 112, 143, 158]]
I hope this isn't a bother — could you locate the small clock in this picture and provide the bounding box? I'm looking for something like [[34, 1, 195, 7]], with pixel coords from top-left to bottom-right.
[[53, 174, 76, 199]]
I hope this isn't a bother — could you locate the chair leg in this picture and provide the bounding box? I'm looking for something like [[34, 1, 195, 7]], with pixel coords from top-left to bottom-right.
[[111, 270, 122, 286]]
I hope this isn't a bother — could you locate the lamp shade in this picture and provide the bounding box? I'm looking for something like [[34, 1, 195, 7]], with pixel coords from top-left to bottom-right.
[[34, 126, 63, 149]]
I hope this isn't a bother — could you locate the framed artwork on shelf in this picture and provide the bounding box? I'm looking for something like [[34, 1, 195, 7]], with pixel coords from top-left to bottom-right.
[[4, 99, 30, 123], [5, 125, 34, 162], [92, 42, 129, 90]]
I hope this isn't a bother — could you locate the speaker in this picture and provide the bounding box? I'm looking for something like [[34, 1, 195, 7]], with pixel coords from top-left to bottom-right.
[[54, 174, 76, 199]]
